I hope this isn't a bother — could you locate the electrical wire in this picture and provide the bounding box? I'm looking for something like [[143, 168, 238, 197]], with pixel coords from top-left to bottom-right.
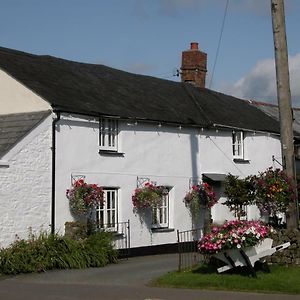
[[155, 69, 180, 80], [207, 135, 246, 177], [209, 0, 230, 89]]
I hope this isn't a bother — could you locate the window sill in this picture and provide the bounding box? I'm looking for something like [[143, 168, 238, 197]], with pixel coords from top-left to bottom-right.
[[0, 160, 9, 167], [233, 158, 250, 163], [99, 149, 125, 157], [151, 227, 175, 233]]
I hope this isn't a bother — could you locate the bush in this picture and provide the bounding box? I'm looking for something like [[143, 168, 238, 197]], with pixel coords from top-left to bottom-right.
[[84, 231, 117, 267], [252, 167, 297, 216], [224, 168, 297, 227], [224, 174, 255, 219], [0, 231, 117, 275]]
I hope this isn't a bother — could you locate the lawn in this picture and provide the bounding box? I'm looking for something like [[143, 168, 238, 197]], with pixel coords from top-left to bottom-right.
[[152, 264, 300, 294]]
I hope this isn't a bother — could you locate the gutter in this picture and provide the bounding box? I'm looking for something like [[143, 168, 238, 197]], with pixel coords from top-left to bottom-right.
[[53, 109, 209, 130], [51, 111, 61, 234], [212, 123, 280, 136]]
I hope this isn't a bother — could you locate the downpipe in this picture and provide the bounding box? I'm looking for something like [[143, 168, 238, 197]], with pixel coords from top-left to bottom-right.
[[51, 111, 60, 234]]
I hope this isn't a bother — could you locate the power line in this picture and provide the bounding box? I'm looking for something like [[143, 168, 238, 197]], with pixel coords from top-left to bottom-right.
[[154, 68, 180, 80], [207, 136, 246, 177], [209, 0, 230, 89]]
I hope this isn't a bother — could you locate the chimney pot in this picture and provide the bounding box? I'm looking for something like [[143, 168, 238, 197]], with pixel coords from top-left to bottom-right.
[[190, 42, 198, 50]]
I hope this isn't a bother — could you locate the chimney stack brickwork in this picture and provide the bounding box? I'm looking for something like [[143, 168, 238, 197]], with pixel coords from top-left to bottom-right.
[[181, 42, 207, 88]]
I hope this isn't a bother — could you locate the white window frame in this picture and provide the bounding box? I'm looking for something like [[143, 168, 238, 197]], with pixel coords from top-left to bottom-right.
[[99, 118, 118, 151], [152, 188, 169, 228], [96, 188, 118, 231], [232, 131, 244, 159]]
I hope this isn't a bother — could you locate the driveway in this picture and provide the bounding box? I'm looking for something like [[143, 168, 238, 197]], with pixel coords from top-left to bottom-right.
[[0, 253, 299, 300]]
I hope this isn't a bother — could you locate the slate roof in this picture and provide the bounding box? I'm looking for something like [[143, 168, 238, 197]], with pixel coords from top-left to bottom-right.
[[0, 46, 280, 134], [250, 100, 300, 138], [0, 110, 51, 158]]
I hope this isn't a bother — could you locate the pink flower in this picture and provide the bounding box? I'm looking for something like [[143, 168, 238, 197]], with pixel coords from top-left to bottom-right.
[[198, 220, 273, 254]]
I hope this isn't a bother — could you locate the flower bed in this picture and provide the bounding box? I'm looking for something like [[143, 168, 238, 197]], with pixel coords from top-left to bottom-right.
[[198, 220, 274, 254]]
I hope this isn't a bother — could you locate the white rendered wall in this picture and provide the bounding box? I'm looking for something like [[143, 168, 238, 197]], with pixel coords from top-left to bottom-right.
[[0, 69, 51, 115], [0, 116, 52, 248], [55, 115, 282, 248], [200, 130, 282, 224]]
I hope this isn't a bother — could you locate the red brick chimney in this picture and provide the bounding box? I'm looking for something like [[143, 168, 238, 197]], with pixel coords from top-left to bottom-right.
[[180, 42, 207, 88]]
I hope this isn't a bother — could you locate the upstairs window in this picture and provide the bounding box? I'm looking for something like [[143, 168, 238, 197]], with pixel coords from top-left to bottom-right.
[[232, 131, 244, 159], [99, 118, 118, 151], [152, 188, 170, 228]]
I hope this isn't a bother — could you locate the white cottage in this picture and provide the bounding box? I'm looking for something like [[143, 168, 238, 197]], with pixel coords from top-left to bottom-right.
[[0, 44, 285, 252]]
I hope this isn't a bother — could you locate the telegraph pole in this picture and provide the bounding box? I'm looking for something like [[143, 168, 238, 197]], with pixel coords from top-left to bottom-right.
[[271, 0, 299, 228]]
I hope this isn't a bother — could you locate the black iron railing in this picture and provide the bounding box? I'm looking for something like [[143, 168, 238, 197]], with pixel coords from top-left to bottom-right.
[[177, 228, 203, 271]]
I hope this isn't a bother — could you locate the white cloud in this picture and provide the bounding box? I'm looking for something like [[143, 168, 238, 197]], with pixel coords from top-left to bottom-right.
[[220, 53, 300, 107]]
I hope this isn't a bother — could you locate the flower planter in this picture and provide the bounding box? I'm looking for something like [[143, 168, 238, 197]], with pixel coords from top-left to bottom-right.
[[213, 238, 290, 275]]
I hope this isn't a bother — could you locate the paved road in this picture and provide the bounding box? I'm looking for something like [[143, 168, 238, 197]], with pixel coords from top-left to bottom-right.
[[0, 254, 299, 300]]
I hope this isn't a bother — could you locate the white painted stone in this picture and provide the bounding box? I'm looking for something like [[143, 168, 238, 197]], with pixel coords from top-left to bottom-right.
[[0, 116, 52, 248]]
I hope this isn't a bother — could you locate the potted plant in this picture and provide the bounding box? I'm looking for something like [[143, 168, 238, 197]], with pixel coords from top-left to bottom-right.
[[132, 182, 165, 210], [66, 179, 104, 215], [251, 167, 297, 227], [66, 179, 104, 234], [184, 183, 218, 217]]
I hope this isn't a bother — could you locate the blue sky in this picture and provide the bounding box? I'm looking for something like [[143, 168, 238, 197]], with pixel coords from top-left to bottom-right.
[[1, 0, 300, 105]]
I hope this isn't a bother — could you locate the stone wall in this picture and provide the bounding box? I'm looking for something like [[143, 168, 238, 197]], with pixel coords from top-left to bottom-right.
[[267, 229, 300, 265], [64, 221, 88, 240], [0, 117, 52, 248]]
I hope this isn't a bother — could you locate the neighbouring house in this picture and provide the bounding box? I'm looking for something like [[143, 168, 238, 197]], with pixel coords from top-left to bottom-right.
[[0, 43, 292, 253], [250, 100, 300, 175]]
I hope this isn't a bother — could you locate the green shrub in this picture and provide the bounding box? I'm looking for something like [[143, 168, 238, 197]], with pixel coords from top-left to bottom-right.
[[0, 231, 117, 275], [84, 231, 118, 267]]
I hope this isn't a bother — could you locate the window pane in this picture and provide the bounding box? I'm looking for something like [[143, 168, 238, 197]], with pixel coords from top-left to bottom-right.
[[107, 192, 111, 209], [152, 190, 169, 227], [111, 210, 115, 226], [107, 210, 111, 225], [232, 131, 243, 158], [99, 118, 118, 150], [112, 191, 115, 208]]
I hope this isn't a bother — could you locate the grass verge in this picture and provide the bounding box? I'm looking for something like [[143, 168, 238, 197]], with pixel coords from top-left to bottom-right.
[[152, 264, 300, 294]]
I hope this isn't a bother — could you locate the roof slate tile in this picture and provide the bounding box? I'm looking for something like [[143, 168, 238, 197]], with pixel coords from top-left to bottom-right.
[[0, 46, 280, 134]]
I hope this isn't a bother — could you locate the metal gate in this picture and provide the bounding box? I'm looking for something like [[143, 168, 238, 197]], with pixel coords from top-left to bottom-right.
[[177, 228, 203, 271]]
